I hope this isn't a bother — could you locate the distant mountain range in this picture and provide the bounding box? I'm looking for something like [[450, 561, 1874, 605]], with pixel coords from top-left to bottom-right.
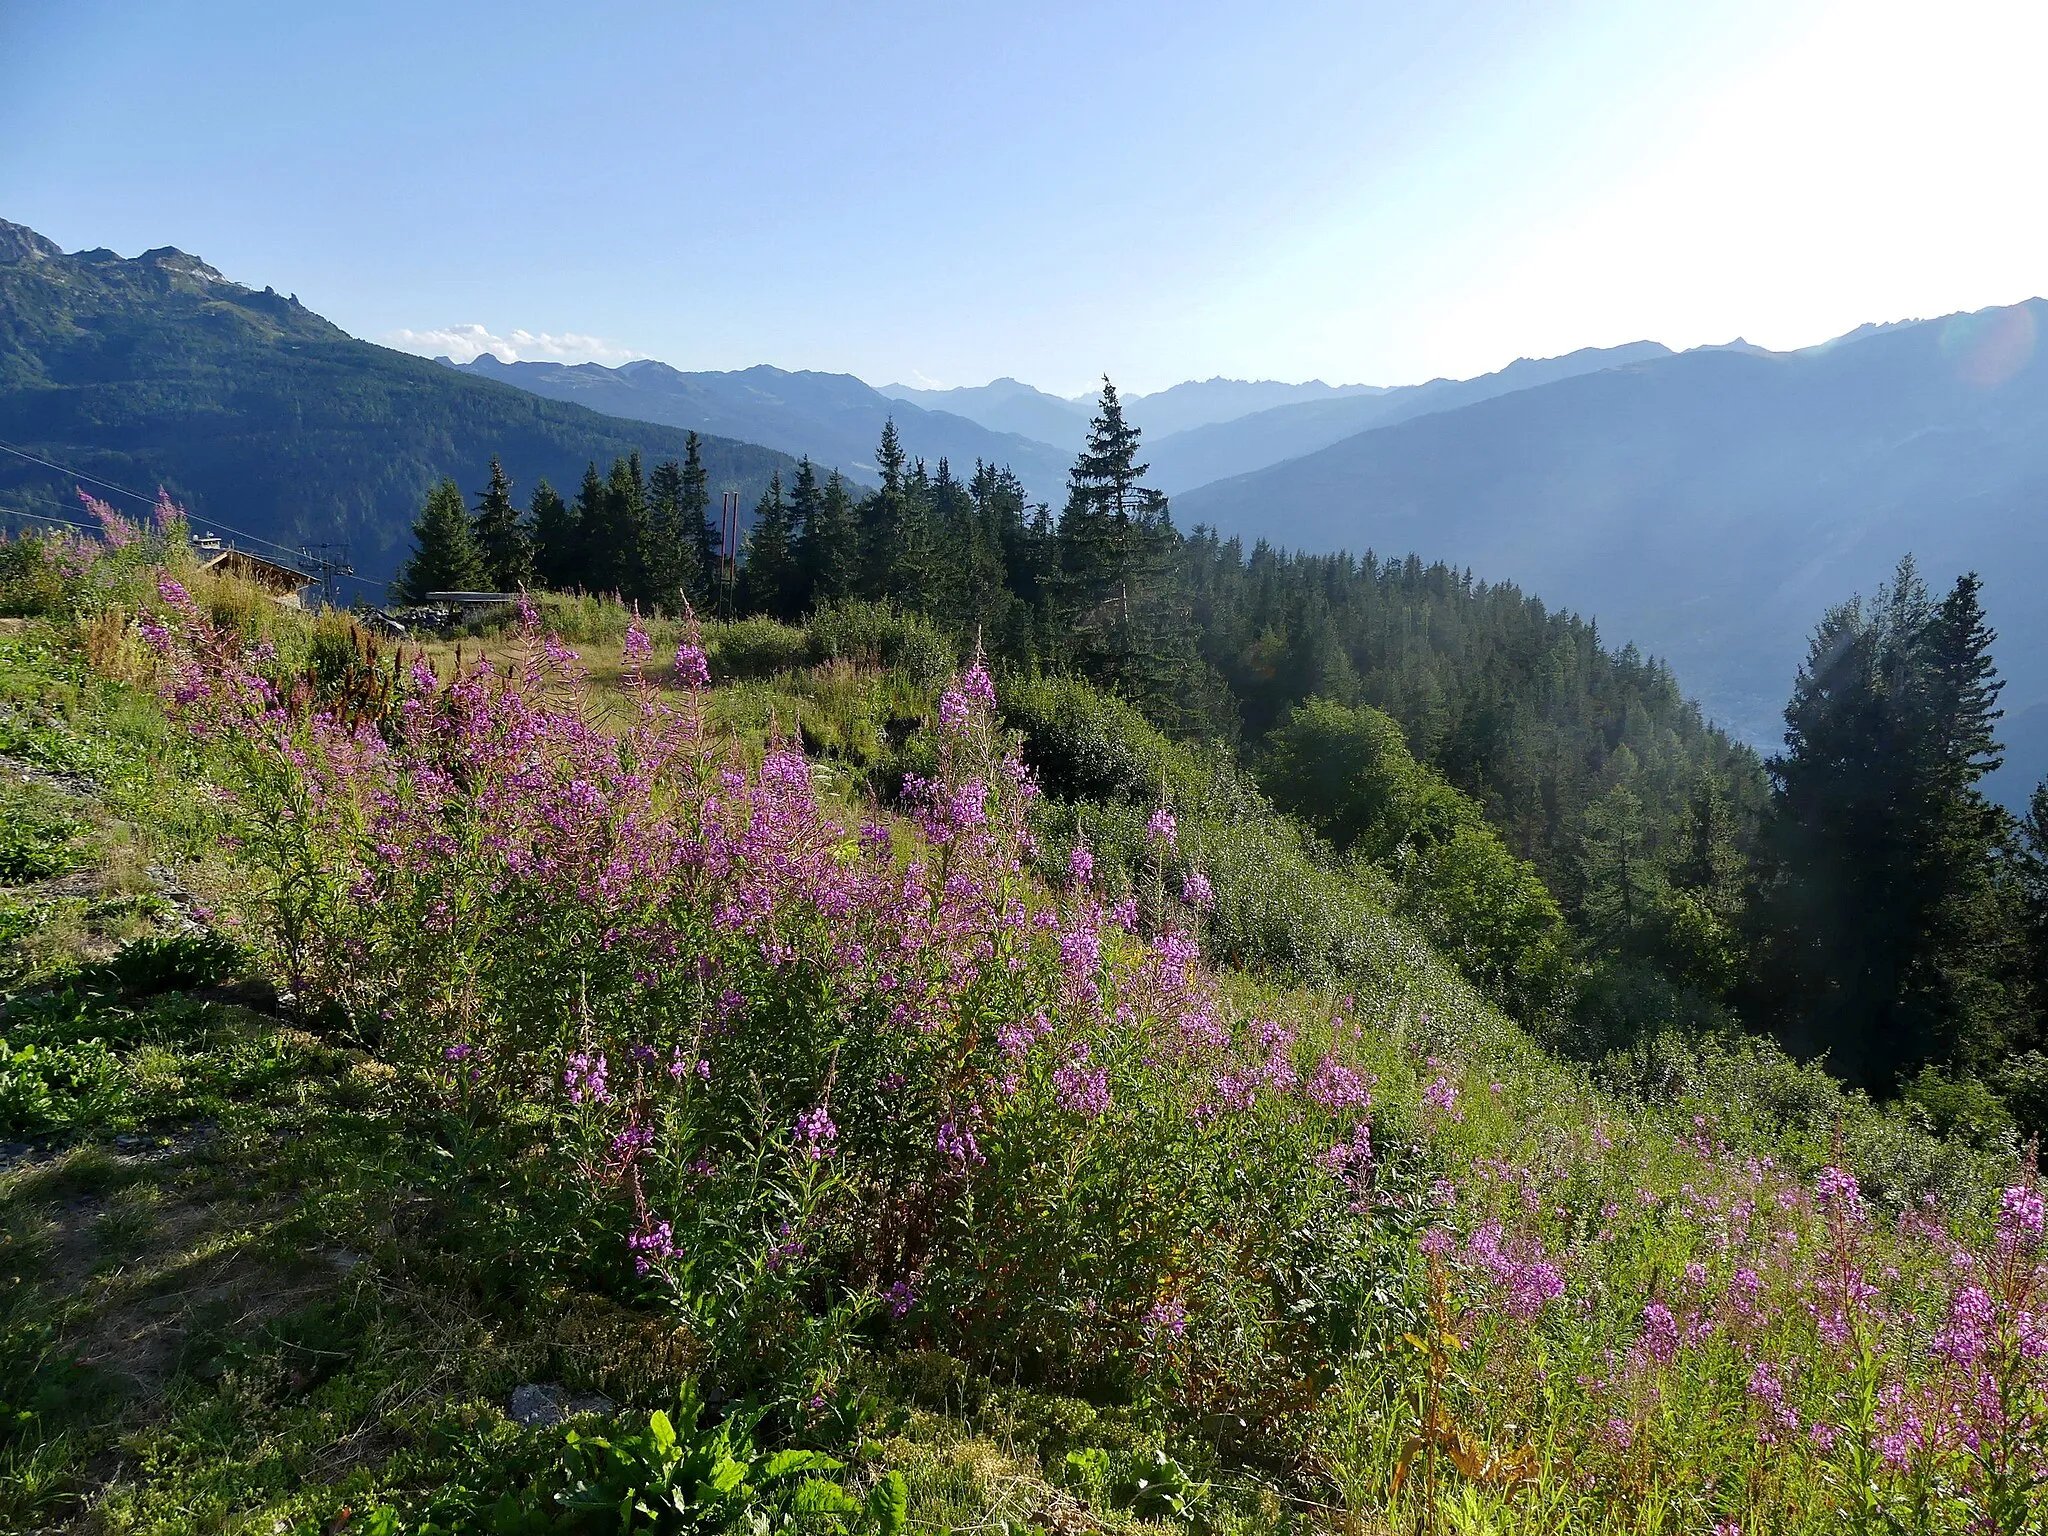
[[0, 220, 799, 585], [874, 375, 1385, 458], [1142, 343, 1673, 493], [1171, 303, 2048, 807], [456, 357, 1074, 507], [5, 214, 2042, 803]]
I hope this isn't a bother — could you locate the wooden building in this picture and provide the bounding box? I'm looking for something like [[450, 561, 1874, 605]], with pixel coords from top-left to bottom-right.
[[199, 548, 313, 608]]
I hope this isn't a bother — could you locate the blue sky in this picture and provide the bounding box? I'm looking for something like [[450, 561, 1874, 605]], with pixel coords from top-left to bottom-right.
[[3, 0, 2044, 395]]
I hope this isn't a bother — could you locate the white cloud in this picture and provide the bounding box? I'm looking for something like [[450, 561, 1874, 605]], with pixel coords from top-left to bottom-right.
[[382, 322, 646, 366]]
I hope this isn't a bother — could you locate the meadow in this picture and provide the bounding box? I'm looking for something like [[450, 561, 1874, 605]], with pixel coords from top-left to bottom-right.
[[1, 509, 2043, 1535]]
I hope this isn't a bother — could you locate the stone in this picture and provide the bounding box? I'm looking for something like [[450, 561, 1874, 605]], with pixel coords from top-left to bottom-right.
[[507, 1382, 615, 1427]]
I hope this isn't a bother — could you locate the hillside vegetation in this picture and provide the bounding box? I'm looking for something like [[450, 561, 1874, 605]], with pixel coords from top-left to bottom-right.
[[397, 379, 2048, 1142], [1, 512, 2044, 1534], [0, 220, 799, 579], [1170, 301, 2048, 801]]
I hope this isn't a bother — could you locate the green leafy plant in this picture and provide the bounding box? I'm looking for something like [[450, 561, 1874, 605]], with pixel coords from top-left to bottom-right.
[[543, 1388, 906, 1536], [1109, 1449, 1209, 1523], [75, 931, 242, 998], [0, 807, 79, 884]]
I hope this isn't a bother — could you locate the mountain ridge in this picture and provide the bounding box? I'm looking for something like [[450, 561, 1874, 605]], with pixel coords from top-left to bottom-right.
[[1171, 299, 2048, 806], [1144, 341, 1675, 492], [458, 355, 1073, 506], [0, 218, 803, 583]]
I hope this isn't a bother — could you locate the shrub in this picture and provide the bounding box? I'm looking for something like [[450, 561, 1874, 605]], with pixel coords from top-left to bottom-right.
[[77, 932, 242, 998], [806, 601, 954, 687], [707, 617, 810, 681], [1259, 698, 1576, 1019], [1901, 1065, 2016, 1150]]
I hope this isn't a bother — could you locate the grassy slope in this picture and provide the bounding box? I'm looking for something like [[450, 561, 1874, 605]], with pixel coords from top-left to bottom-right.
[[0, 594, 2013, 1534], [0, 623, 1192, 1534], [0, 605, 1543, 1533]]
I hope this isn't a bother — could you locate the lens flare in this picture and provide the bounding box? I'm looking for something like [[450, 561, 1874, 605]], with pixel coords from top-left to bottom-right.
[[1939, 303, 2037, 388]]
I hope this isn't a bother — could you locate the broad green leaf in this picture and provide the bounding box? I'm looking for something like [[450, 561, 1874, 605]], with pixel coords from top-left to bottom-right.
[[864, 1471, 909, 1536]]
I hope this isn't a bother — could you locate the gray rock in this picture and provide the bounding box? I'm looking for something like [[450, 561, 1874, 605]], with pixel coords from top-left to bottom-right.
[[508, 1382, 615, 1427]]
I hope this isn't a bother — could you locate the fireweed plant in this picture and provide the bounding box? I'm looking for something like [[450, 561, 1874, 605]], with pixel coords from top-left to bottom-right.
[[127, 570, 2048, 1532]]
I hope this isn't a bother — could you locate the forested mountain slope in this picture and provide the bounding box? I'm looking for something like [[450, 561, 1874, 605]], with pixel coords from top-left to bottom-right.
[[0, 219, 800, 581], [1174, 302, 2048, 804]]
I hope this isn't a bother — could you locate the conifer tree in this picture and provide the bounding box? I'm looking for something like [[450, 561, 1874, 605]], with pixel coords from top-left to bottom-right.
[[645, 457, 702, 614], [607, 451, 651, 603], [1580, 774, 1659, 954], [807, 469, 861, 606], [857, 420, 908, 597], [470, 455, 532, 591], [1066, 375, 1150, 524], [1054, 378, 1222, 733], [785, 457, 823, 616], [395, 478, 487, 602], [890, 455, 944, 613], [571, 461, 614, 595], [2020, 782, 2048, 1025], [529, 478, 578, 591], [681, 434, 718, 608], [741, 472, 797, 620], [1755, 558, 2025, 1084]]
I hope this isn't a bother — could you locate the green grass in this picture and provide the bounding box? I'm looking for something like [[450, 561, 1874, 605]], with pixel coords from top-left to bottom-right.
[[0, 592, 2029, 1536], [0, 612, 1220, 1535]]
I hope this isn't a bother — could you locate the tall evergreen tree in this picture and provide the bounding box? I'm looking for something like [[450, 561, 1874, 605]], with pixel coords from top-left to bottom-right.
[[681, 433, 718, 609], [1054, 378, 1224, 733], [2019, 782, 2048, 1028], [741, 473, 798, 620], [890, 456, 946, 613], [645, 457, 702, 614], [1670, 772, 1747, 913], [571, 461, 615, 595], [470, 455, 532, 591], [785, 457, 823, 616], [1754, 558, 2025, 1084], [607, 451, 651, 603], [807, 469, 861, 606], [1580, 774, 1659, 954], [395, 478, 486, 602], [857, 419, 909, 597], [529, 478, 578, 590]]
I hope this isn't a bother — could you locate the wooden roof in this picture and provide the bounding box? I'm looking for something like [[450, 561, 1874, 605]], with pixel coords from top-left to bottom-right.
[[200, 548, 308, 596]]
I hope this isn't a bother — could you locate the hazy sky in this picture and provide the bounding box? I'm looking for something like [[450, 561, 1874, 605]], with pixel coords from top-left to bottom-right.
[[4, 0, 2044, 395]]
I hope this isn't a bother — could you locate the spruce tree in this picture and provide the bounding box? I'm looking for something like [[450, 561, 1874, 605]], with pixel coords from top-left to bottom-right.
[[645, 457, 702, 614], [1054, 378, 1223, 733], [1923, 571, 2005, 793], [1067, 375, 1149, 522], [1756, 558, 2025, 1084], [2019, 782, 2048, 1027], [1580, 774, 1659, 954], [608, 451, 651, 603], [1670, 772, 1747, 913], [529, 478, 578, 591], [470, 455, 532, 591], [571, 461, 614, 595], [807, 470, 861, 606], [741, 473, 797, 619], [785, 457, 823, 616], [682, 433, 718, 609], [857, 420, 908, 597], [890, 456, 944, 614], [395, 478, 487, 602]]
